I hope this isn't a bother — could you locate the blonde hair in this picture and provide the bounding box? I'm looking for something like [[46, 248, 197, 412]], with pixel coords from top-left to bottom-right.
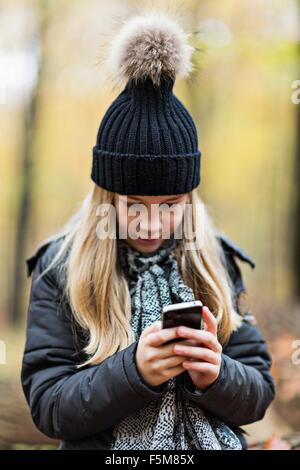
[[38, 184, 242, 368]]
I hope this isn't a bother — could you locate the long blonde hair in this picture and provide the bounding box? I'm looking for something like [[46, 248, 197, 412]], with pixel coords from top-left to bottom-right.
[[38, 184, 242, 368]]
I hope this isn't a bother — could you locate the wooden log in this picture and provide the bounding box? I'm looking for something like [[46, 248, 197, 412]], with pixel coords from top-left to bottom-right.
[[0, 380, 59, 449]]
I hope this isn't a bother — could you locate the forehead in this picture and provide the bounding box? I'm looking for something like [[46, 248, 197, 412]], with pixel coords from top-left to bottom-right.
[[116, 193, 188, 203]]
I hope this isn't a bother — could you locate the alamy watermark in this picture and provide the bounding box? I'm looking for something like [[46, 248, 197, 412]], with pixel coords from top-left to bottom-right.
[[95, 198, 205, 250]]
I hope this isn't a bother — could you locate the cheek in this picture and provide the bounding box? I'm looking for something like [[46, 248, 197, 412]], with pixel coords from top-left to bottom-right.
[[167, 208, 185, 233], [161, 214, 175, 233], [161, 212, 184, 236], [116, 210, 138, 236], [116, 208, 128, 232], [173, 211, 185, 229]]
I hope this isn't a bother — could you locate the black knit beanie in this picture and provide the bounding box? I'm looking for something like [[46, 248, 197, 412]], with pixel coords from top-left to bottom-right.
[[91, 13, 201, 196]]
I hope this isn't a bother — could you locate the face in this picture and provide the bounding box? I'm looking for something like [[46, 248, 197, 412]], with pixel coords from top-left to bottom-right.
[[115, 193, 189, 253]]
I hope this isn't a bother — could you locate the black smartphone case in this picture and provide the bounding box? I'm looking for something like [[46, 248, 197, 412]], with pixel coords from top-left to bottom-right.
[[162, 305, 203, 345]]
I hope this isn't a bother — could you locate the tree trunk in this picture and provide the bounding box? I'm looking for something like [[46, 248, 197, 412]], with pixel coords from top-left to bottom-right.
[[9, 3, 49, 326]]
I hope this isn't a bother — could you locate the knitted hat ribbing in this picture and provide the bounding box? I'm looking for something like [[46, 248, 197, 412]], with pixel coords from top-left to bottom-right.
[[91, 13, 201, 196]]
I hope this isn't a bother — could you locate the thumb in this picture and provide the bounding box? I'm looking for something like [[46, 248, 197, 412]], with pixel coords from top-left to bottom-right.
[[144, 320, 162, 336]]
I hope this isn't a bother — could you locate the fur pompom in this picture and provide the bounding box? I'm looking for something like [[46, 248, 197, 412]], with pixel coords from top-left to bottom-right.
[[107, 12, 195, 87]]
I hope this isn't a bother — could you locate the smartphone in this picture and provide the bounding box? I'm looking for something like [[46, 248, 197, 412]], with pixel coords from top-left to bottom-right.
[[161, 300, 203, 345]]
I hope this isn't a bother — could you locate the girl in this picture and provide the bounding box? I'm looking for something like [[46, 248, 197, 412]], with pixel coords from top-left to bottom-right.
[[21, 13, 275, 450]]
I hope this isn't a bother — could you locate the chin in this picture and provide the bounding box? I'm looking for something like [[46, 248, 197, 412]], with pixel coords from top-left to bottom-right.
[[131, 238, 163, 253]]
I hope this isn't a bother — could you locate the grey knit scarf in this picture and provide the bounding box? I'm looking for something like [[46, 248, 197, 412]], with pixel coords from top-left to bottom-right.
[[110, 236, 242, 450]]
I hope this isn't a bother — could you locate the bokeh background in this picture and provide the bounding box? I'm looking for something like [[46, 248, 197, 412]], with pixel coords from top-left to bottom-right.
[[0, 0, 300, 450]]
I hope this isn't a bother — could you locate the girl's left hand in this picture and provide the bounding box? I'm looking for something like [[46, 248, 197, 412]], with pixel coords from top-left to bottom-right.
[[173, 306, 222, 391]]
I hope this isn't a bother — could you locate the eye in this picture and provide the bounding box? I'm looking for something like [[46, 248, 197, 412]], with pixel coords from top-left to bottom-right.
[[162, 199, 184, 207], [121, 200, 141, 207]]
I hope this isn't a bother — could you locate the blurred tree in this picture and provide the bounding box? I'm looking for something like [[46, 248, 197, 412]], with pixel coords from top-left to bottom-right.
[[9, 0, 50, 326], [292, 5, 300, 300], [292, 71, 300, 299]]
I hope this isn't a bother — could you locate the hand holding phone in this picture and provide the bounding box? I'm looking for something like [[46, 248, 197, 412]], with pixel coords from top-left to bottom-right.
[[135, 321, 191, 387], [135, 301, 204, 388], [161, 300, 203, 345]]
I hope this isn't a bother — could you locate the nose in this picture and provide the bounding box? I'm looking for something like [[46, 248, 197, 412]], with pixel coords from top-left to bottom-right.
[[139, 206, 162, 238]]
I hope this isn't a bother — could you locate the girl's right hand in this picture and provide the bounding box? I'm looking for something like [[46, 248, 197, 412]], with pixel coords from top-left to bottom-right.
[[135, 320, 191, 387]]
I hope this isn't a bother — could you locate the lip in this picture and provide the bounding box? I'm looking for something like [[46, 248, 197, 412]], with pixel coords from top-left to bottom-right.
[[137, 237, 161, 244]]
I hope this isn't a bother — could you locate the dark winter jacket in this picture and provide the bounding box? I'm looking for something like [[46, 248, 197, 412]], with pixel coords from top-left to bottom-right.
[[21, 233, 276, 450]]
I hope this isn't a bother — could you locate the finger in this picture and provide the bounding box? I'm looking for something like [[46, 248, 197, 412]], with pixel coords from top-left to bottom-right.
[[176, 327, 222, 353], [202, 306, 218, 336], [157, 338, 198, 359], [182, 362, 219, 374], [158, 355, 188, 370], [164, 364, 185, 378], [143, 320, 162, 337], [147, 326, 181, 347], [173, 345, 220, 364]]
